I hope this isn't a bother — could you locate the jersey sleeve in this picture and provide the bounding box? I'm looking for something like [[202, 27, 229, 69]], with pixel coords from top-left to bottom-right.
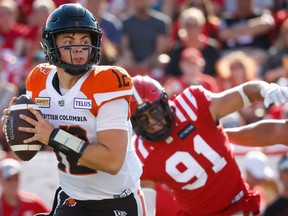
[[186, 85, 212, 111], [25, 63, 53, 99], [97, 98, 129, 131], [84, 66, 133, 108]]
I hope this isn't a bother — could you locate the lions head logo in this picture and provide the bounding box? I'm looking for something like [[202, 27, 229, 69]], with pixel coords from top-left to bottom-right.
[[63, 198, 77, 207]]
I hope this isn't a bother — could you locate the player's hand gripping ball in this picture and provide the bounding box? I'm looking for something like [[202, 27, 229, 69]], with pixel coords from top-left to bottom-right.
[[4, 95, 43, 161]]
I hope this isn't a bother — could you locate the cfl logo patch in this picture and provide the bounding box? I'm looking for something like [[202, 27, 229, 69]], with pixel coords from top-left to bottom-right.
[[63, 198, 77, 207], [114, 210, 127, 216]]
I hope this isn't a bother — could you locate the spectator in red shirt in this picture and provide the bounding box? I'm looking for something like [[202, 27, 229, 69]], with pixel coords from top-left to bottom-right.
[[164, 47, 219, 98], [170, 0, 221, 45], [165, 7, 221, 77], [26, 0, 56, 64], [16, 0, 35, 24], [0, 158, 50, 216], [53, 0, 78, 7], [182, 0, 221, 40], [0, 0, 31, 57]]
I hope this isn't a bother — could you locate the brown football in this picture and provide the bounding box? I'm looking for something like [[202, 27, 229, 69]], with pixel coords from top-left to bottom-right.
[[5, 95, 43, 161]]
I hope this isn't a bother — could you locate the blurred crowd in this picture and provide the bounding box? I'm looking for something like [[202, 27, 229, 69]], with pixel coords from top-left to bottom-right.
[[0, 0, 288, 215]]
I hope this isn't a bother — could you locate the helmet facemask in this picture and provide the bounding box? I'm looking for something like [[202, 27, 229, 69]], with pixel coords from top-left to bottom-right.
[[131, 92, 174, 142], [42, 30, 101, 76]]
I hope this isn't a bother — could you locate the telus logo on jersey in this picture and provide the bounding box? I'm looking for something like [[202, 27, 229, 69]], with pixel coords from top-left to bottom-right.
[[74, 98, 92, 109]]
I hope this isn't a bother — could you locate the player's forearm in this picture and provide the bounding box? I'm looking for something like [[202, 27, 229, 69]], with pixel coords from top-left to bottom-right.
[[48, 128, 127, 174], [241, 80, 267, 103], [225, 119, 288, 146], [226, 126, 268, 147], [79, 143, 127, 175], [210, 81, 266, 120]]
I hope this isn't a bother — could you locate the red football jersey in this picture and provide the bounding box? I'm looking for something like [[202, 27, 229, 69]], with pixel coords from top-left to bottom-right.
[[134, 86, 260, 215]]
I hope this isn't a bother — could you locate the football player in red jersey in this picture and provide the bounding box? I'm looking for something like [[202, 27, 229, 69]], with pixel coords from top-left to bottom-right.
[[2, 3, 145, 216], [130, 75, 288, 216]]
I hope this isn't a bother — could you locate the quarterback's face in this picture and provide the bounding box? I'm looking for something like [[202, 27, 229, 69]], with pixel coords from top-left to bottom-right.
[[135, 104, 167, 133], [55, 32, 92, 65]]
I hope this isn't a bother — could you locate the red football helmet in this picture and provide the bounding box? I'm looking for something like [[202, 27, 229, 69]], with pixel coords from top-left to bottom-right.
[[131, 75, 174, 142]]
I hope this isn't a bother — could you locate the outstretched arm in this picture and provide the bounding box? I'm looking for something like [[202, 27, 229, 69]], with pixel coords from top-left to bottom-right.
[[225, 119, 288, 147], [210, 80, 288, 120]]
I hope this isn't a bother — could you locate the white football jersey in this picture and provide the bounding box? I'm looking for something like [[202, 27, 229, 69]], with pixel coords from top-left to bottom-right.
[[25, 64, 142, 200]]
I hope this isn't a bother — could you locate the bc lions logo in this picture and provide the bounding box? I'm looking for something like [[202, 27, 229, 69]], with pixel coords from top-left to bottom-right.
[[63, 198, 77, 207], [38, 63, 53, 74]]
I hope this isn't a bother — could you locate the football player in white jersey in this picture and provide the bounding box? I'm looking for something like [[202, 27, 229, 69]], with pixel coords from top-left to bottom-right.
[[2, 3, 145, 216]]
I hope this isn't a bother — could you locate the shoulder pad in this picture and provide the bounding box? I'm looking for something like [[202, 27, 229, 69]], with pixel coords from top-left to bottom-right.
[[37, 63, 56, 74], [84, 66, 133, 106]]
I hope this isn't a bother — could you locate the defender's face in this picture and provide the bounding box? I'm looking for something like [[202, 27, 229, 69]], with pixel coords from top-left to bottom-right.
[[55, 32, 92, 65], [135, 104, 167, 133]]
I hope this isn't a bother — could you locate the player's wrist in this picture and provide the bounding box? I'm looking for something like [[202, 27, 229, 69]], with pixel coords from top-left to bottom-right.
[[49, 128, 88, 161], [260, 82, 273, 98]]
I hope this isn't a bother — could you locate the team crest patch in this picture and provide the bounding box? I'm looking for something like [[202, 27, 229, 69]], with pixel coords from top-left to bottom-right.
[[35, 97, 50, 108], [63, 198, 77, 207], [38, 63, 53, 74], [74, 98, 92, 109], [178, 123, 195, 140]]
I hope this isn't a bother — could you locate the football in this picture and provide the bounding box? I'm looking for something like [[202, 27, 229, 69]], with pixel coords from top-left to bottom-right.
[[4, 94, 43, 161]]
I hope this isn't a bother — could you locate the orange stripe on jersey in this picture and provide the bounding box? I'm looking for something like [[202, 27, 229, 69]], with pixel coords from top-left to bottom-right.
[[81, 66, 133, 117], [26, 63, 54, 100], [138, 189, 147, 216]]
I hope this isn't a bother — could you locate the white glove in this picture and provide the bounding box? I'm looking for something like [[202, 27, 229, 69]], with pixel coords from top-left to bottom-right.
[[260, 83, 288, 107]]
